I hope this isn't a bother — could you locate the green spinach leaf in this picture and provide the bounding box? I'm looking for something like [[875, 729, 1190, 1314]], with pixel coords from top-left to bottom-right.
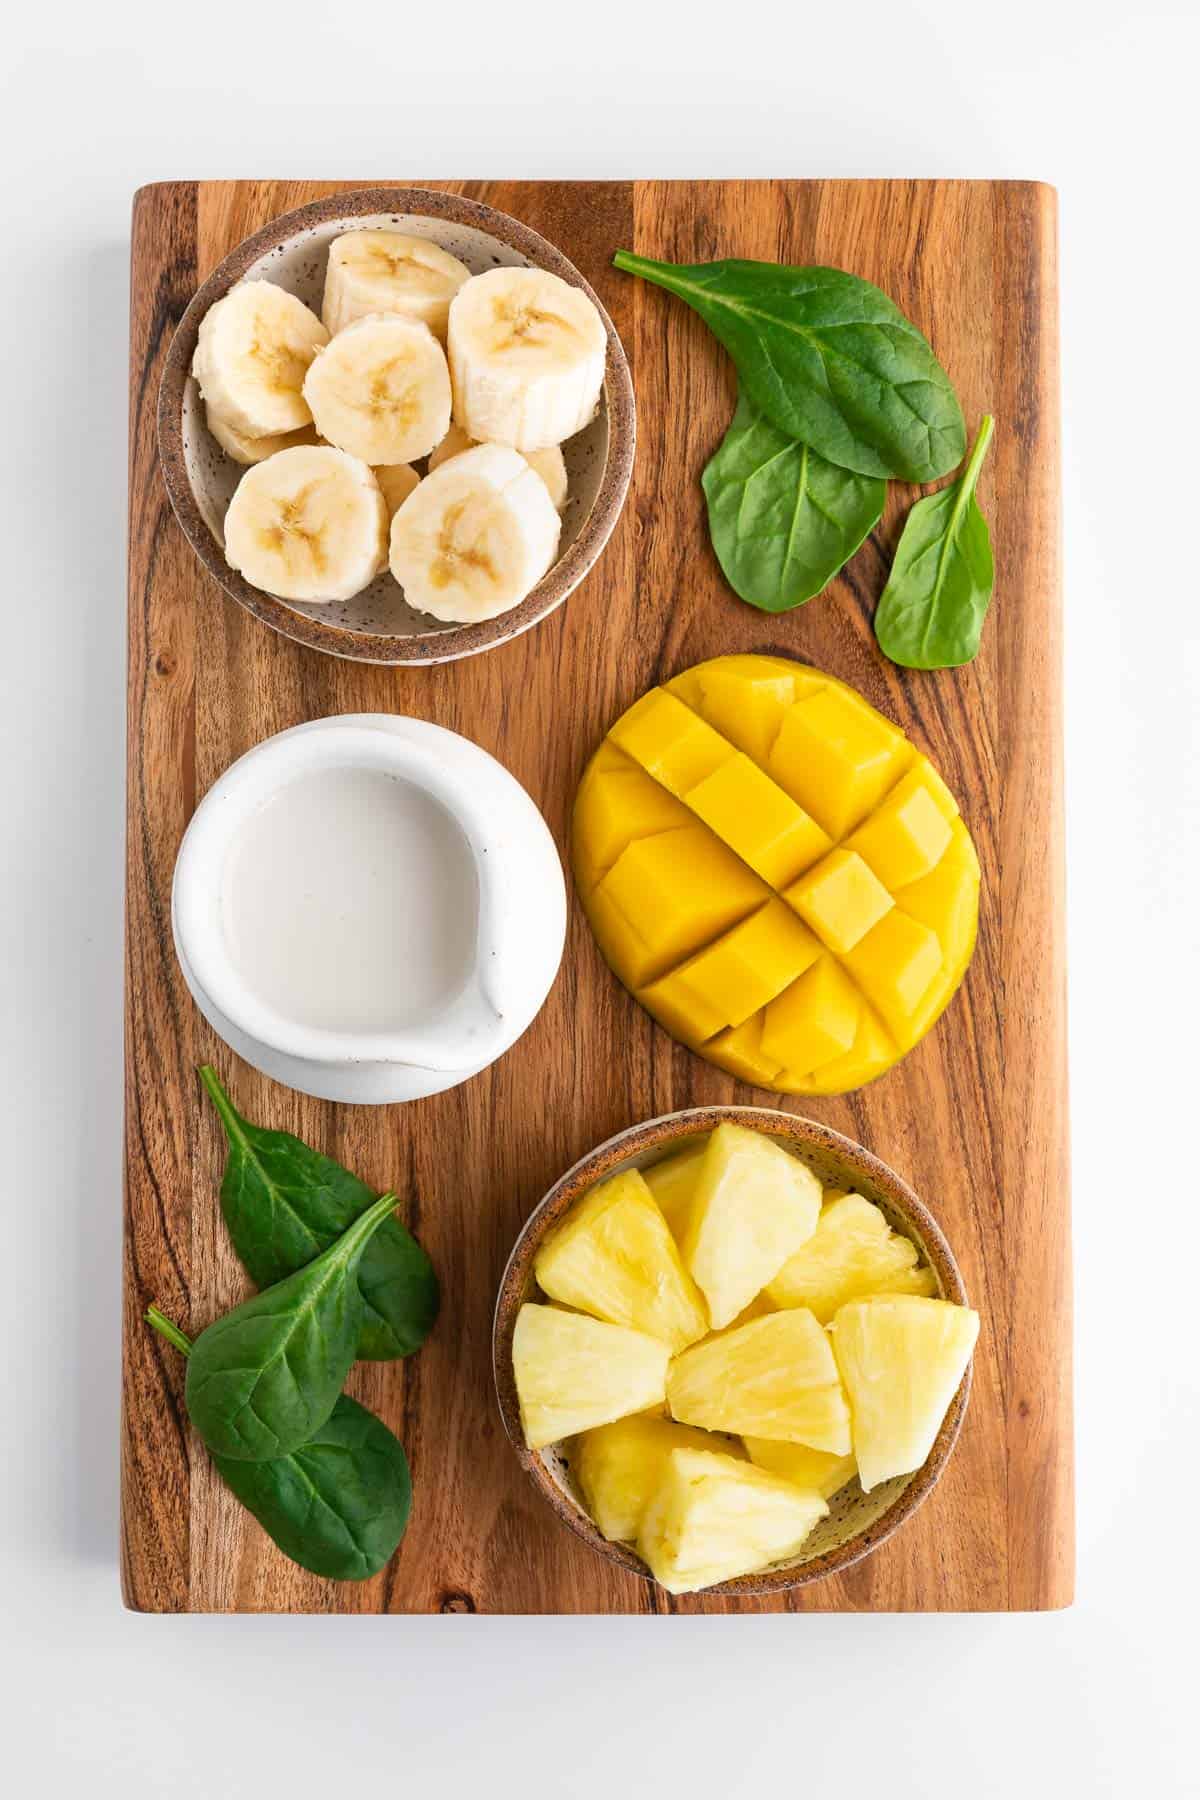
[[146, 1308, 411, 1581], [612, 251, 965, 482], [874, 415, 996, 670], [200, 1066, 438, 1360], [702, 386, 886, 611], [185, 1190, 398, 1460]]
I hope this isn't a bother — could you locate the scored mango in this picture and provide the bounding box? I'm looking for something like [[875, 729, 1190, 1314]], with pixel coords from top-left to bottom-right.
[[572, 656, 980, 1095]]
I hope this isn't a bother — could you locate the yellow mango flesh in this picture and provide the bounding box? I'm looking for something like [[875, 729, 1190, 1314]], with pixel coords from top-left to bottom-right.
[[572, 656, 980, 1094]]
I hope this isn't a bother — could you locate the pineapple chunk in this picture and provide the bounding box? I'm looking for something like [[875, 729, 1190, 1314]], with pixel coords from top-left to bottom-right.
[[512, 1304, 669, 1449], [767, 1192, 935, 1321], [534, 1169, 708, 1352], [831, 1295, 979, 1491], [743, 1437, 857, 1499], [573, 1414, 741, 1542], [638, 1447, 827, 1593], [726, 1290, 777, 1331], [643, 1140, 708, 1241], [681, 1123, 821, 1329], [668, 1309, 852, 1453]]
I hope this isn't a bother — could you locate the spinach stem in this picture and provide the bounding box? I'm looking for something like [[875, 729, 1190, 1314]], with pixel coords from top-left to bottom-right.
[[198, 1063, 248, 1150], [960, 414, 995, 499], [145, 1305, 193, 1359]]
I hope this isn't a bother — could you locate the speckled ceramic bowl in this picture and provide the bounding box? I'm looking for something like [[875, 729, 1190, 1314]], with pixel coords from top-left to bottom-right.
[[158, 188, 635, 665], [493, 1107, 973, 1597]]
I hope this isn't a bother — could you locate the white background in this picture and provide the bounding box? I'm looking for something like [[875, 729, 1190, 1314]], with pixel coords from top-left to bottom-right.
[[2, 2, 1197, 1792]]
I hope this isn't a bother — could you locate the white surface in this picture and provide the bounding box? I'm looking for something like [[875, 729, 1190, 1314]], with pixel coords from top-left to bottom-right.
[[1, 1, 1197, 1793]]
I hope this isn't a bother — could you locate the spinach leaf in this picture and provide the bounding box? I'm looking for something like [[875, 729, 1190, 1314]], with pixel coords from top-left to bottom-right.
[[613, 251, 965, 482], [874, 415, 996, 670], [185, 1190, 398, 1460], [702, 386, 886, 611], [146, 1308, 411, 1581], [199, 1066, 438, 1361]]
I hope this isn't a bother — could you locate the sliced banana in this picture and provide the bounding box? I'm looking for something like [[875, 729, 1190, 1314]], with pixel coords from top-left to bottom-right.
[[521, 445, 569, 512], [389, 443, 561, 623], [303, 313, 451, 466], [205, 405, 319, 466], [224, 445, 387, 604], [192, 280, 328, 437], [426, 422, 477, 472], [448, 267, 606, 452], [322, 231, 471, 340], [374, 462, 421, 518], [428, 422, 569, 512]]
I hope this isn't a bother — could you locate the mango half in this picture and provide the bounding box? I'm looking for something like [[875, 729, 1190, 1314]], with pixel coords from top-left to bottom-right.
[[571, 656, 979, 1095]]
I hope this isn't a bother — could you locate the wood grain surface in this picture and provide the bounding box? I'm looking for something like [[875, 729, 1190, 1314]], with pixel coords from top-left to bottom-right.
[[122, 179, 1070, 1613]]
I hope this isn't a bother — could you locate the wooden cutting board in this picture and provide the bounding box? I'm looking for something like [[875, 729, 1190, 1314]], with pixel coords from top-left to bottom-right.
[[122, 179, 1070, 1613]]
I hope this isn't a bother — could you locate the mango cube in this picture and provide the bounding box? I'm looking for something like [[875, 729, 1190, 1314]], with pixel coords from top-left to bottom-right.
[[843, 910, 943, 1039], [610, 687, 734, 795], [831, 1296, 979, 1491], [534, 1169, 709, 1353], [572, 1414, 741, 1542], [572, 758, 694, 891], [786, 848, 894, 953], [761, 957, 861, 1075], [707, 1014, 786, 1088], [597, 827, 767, 983], [766, 1192, 935, 1321], [800, 1003, 895, 1097], [682, 658, 800, 763], [768, 685, 909, 839], [668, 1309, 852, 1453], [743, 1437, 858, 1499], [893, 821, 980, 971], [572, 657, 979, 1096], [684, 754, 832, 888], [640, 900, 823, 1042], [638, 1447, 828, 1593], [512, 1304, 669, 1449], [680, 1123, 822, 1329], [846, 767, 954, 890]]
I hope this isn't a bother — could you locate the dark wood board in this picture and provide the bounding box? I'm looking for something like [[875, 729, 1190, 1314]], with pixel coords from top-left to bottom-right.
[[122, 179, 1070, 1613]]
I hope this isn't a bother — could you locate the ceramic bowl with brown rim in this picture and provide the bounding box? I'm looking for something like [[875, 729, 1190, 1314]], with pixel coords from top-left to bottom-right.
[[493, 1106, 973, 1597], [157, 187, 635, 665]]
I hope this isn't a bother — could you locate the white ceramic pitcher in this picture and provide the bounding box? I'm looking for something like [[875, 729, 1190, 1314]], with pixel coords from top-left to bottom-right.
[[172, 714, 567, 1103]]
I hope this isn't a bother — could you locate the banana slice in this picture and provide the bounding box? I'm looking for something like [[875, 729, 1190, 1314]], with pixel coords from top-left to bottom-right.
[[389, 443, 561, 623], [205, 405, 319, 466], [426, 422, 477, 473], [374, 462, 421, 518], [224, 445, 387, 603], [192, 280, 328, 437], [322, 231, 471, 340], [448, 267, 606, 452], [428, 422, 569, 512], [303, 314, 451, 466]]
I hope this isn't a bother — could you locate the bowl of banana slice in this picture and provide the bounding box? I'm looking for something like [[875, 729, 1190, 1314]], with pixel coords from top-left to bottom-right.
[[158, 188, 636, 665]]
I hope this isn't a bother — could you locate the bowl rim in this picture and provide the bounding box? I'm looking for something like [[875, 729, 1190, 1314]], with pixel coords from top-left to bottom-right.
[[156, 186, 636, 666], [493, 1105, 973, 1599]]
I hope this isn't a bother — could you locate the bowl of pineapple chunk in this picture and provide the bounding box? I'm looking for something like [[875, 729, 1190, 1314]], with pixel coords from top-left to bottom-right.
[[495, 1110, 979, 1596]]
